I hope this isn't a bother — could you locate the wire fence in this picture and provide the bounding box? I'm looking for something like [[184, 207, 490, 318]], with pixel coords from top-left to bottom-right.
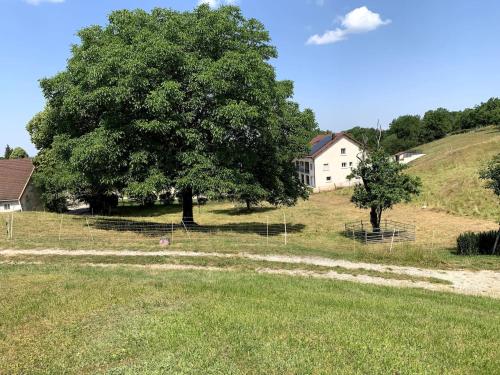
[[0, 210, 477, 256], [344, 219, 416, 244], [0, 212, 294, 250]]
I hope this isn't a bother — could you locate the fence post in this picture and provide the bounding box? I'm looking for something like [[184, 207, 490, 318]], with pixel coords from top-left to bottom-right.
[[365, 230, 367, 244], [389, 228, 396, 253], [58, 214, 64, 242], [171, 220, 174, 244], [283, 212, 287, 245], [86, 217, 94, 242], [10, 212, 14, 240], [181, 220, 191, 240], [266, 216, 269, 246]]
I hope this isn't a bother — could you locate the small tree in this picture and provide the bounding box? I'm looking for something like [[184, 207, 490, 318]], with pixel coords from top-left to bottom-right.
[[9, 147, 29, 159], [480, 153, 500, 253], [4, 145, 12, 159], [348, 148, 422, 231]]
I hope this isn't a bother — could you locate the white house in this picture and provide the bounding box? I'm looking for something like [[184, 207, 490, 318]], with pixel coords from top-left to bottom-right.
[[394, 150, 425, 164], [295, 132, 363, 192], [0, 159, 43, 212]]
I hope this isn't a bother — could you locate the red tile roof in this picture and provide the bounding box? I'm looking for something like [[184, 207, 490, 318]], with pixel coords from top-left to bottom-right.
[[0, 159, 35, 202]]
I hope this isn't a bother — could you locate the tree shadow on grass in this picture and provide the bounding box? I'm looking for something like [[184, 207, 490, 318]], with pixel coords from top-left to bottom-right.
[[112, 204, 182, 218], [92, 218, 305, 237], [210, 206, 278, 216]]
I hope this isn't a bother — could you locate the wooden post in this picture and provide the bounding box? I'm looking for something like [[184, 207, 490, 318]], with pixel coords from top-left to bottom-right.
[[171, 220, 174, 244], [86, 217, 94, 242], [58, 214, 64, 242], [283, 212, 287, 245], [389, 228, 396, 253], [10, 212, 14, 240], [181, 220, 191, 239], [266, 216, 269, 246], [491, 224, 500, 255]]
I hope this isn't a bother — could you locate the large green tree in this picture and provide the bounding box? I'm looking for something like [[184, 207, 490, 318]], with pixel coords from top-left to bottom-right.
[[381, 115, 421, 154], [27, 5, 317, 220], [348, 149, 422, 231], [420, 108, 454, 142]]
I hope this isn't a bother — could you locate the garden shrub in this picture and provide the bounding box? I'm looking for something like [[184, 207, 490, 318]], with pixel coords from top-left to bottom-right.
[[456, 230, 499, 255]]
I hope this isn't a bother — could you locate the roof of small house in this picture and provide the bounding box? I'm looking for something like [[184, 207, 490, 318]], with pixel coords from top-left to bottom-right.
[[308, 132, 362, 159], [0, 159, 35, 202], [394, 150, 424, 156]]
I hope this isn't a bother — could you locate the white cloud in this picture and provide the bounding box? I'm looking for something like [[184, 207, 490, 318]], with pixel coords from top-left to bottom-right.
[[307, 6, 391, 45], [198, 0, 238, 8], [25, 0, 65, 4]]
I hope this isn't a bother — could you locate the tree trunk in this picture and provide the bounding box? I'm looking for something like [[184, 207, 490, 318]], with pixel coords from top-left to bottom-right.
[[246, 199, 251, 211], [182, 188, 195, 225], [370, 206, 381, 232]]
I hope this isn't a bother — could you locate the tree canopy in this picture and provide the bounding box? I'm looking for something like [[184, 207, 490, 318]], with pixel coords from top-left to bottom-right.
[[8, 147, 29, 159], [348, 148, 421, 231], [480, 154, 500, 198], [347, 97, 500, 156], [27, 5, 317, 219]]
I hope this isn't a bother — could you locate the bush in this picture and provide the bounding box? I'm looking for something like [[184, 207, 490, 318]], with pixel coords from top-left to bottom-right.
[[457, 231, 499, 255]]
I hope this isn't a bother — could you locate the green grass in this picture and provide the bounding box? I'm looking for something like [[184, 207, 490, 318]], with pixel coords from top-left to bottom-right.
[[0, 263, 498, 374], [1, 191, 498, 270], [3, 254, 452, 285], [408, 126, 500, 220]]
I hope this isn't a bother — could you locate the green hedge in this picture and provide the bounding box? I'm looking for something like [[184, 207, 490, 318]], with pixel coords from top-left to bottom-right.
[[456, 230, 499, 255]]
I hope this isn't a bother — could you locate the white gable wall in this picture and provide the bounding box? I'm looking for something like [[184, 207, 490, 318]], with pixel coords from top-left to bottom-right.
[[0, 201, 22, 212], [313, 137, 362, 191]]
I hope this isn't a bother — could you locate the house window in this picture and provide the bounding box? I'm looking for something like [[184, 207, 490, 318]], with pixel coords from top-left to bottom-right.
[[349, 162, 353, 167], [341, 162, 347, 168], [323, 163, 329, 171], [301, 174, 304, 183], [326, 176, 332, 183], [4, 204, 11, 210], [341, 148, 346, 155], [305, 162, 310, 174], [306, 175, 310, 185]]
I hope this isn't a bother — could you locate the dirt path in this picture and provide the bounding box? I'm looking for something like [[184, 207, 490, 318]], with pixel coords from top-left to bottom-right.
[[1, 249, 499, 298]]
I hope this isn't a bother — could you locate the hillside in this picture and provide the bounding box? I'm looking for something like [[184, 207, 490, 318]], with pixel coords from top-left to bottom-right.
[[407, 126, 500, 220]]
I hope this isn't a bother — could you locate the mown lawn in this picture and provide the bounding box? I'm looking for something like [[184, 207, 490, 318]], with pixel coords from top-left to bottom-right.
[[0, 263, 498, 374]]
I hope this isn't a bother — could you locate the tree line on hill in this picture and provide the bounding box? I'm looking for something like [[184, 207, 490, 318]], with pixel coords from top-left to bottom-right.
[[347, 97, 500, 154], [1, 145, 29, 160]]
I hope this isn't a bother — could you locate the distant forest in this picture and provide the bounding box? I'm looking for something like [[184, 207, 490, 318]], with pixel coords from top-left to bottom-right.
[[345, 97, 500, 154]]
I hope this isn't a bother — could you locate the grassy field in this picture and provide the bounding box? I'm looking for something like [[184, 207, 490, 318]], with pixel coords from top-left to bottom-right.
[[0, 263, 499, 374], [408, 126, 500, 220], [1, 189, 498, 270], [1, 129, 500, 374]]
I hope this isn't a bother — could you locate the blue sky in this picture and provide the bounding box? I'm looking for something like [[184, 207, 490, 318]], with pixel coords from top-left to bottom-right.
[[2, 0, 500, 155]]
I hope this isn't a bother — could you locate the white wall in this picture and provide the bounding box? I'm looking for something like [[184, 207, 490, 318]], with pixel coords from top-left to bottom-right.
[[314, 137, 362, 191], [0, 201, 22, 212], [397, 153, 425, 164]]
